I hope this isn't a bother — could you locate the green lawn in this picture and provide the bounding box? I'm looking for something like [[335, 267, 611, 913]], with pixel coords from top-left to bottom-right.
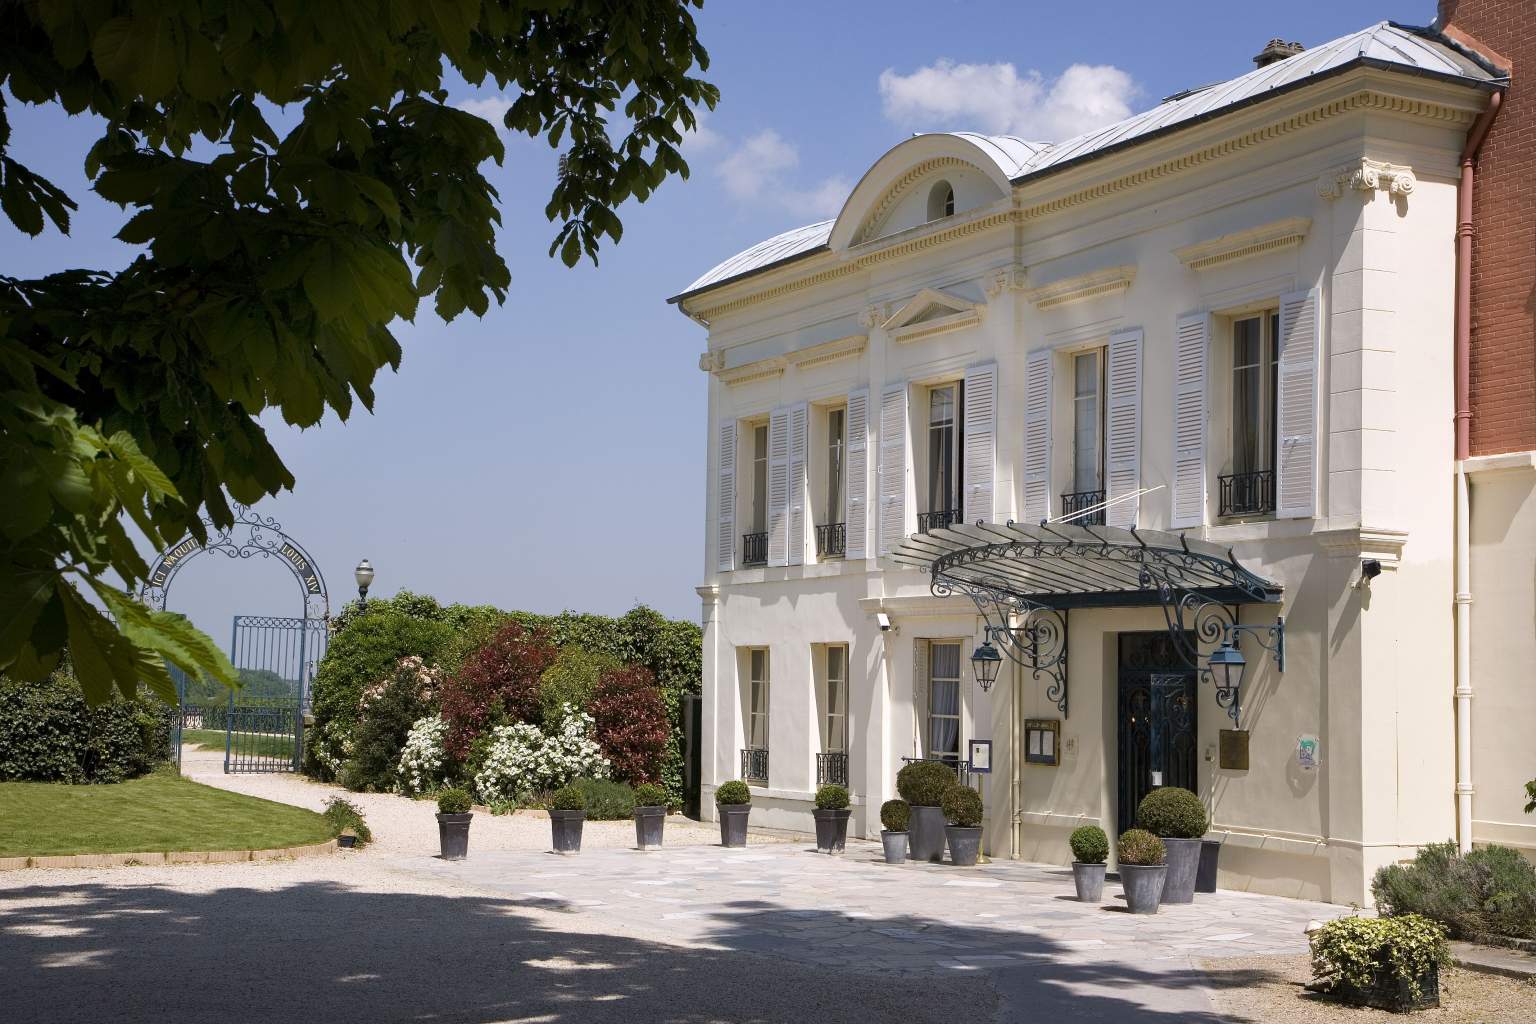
[[182, 728, 296, 760], [0, 771, 334, 857]]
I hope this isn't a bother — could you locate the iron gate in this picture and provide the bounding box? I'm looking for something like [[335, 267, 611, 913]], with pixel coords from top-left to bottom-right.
[[221, 615, 327, 773], [1117, 631, 1198, 834]]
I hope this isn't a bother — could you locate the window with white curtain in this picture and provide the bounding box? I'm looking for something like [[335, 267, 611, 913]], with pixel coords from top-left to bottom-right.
[[1072, 349, 1104, 494], [747, 648, 769, 750], [823, 644, 847, 753], [751, 423, 769, 533], [1231, 313, 1279, 477], [927, 384, 963, 518], [826, 407, 845, 526], [927, 641, 961, 764]]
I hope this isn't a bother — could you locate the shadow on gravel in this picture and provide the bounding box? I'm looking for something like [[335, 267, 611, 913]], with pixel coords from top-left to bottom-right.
[[0, 881, 1267, 1023]]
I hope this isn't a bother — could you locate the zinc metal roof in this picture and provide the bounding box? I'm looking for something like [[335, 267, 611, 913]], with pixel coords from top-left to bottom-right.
[[675, 21, 1501, 307]]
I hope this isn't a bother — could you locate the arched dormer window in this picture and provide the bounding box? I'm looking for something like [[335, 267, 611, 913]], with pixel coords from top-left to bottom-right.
[[926, 180, 955, 221]]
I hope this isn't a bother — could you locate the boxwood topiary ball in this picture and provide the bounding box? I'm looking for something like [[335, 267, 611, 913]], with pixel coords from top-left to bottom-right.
[[436, 787, 473, 815], [941, 785, 984, 828], [714, 779, 751, 805], [1136, 786, 1209, 839], [1117, 828, 1166, 866], [815, 783, 850, 810], [633, 783, 668, 808], [880, 798, 911, 832], [1069, 824, 1109, 864], [550, 784, 586, 811], [897, 760, 958, 807]]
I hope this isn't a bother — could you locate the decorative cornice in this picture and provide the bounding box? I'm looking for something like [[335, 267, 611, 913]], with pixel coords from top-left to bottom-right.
[[1173, 216, 1312, 271], [1024, 264, 1136, 310], [717, 356, 786, 387], [854, 156, 974, 244], [1316, 157, 1416, 199], [686, 89, 1476, 322], [985, 264, 1027, 297], [883, 288, 984, 344], [1316, 526, 1409, 566], [787, 333, 867, 370]]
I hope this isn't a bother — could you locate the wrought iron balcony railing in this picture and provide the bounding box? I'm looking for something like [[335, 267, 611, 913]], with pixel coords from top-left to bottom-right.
[[816, 751, 848, 786], [1219, 469, 1276, 517], [742, 532, 768, 566], [1059, 489, 1106, 525], [815, 522, 846, 558], [741, 746, 769, 784], [917, 508, 963, 534]]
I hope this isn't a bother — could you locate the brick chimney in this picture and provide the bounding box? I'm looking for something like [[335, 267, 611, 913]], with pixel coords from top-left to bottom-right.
[[1252, 39, 1304, 68]]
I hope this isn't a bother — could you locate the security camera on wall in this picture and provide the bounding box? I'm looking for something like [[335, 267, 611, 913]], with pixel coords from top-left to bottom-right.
[[876, 612, 896, 633]]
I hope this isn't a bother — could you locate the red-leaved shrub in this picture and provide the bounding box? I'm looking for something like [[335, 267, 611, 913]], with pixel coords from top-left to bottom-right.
[[589, 665, 670, 784], [440, 623, 556, 759]]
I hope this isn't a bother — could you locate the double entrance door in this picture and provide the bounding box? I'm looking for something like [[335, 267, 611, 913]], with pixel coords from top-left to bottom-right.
[[1116, 631, 1197, 834]]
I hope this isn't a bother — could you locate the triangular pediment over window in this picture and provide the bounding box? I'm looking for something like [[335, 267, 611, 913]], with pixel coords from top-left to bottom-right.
[[882, 288, 982, 344]]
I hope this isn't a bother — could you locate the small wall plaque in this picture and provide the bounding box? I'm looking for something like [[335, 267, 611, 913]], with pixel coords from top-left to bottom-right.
[[967, 738, 993, 774], [1297, 734, 1321, 770], [1024, 719, 1060, 767], [1219, 729, 1250, 771]]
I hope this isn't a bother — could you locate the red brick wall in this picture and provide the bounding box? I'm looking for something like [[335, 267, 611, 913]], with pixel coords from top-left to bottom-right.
[[1440, 1, 1535, 455]]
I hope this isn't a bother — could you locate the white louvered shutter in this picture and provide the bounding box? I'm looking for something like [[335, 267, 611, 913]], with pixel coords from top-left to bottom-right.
[[844, 389, 870, 560], [913, 638, 929, 755], [767, 408, 791, 566], [716, 420, 736, 572], [963, 362, 998, 525], [878, 384, 910, 554], [1276, 289, 1320, 519], [1022, 349, 1053, 522], [1105, 328, 1143, 529], [787, 402, 808, 566], [1170, 313, 1209, 529]]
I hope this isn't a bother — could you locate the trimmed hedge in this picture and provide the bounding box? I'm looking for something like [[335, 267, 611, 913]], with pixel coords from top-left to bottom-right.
[[815, 784, 850, 810], [715, 780, 750, 805], [1136, 786, 1208, 839], [1373, 841, 1536, 941], [1118, 829, 1165, 866], [568, 778, 636, 820], [1070, 825, 1109, 864], [881, 798, 911, 832], [896, 760, 956, 807], [550, 783, 586, 811], [633, 783, 668, 808], [436, 788, 473, 814], [0, 669, 172, 784], [942, 785, 984, 828]]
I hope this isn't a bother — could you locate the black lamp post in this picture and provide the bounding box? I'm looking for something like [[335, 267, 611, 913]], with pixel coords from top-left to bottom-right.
[[970, 638, 1002, 693], [354, 559, 375, 612], [1206, 636, 1247, 723]]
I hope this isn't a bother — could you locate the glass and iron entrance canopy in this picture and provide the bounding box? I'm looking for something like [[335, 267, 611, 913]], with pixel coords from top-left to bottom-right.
[[891, 521, 1282, 610]]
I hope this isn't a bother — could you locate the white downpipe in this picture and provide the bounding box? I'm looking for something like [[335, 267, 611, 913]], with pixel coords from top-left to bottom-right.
[[1454, 463, 1474, 853]]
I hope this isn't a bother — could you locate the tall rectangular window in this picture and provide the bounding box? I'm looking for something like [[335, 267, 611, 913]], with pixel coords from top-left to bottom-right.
[[751, 423, 769, 533], [928, 641, 961, 764], [823, 645, 847, 753], [927, 384, 963, 519], [747, 648, 769, 750], [826, 407, 845, 526], [1231, 313, 1279, 476], [1072, 349, 1104, 494]]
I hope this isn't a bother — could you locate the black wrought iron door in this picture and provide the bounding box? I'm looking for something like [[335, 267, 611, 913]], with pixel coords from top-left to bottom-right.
[[1117, 632, 1197, 834]]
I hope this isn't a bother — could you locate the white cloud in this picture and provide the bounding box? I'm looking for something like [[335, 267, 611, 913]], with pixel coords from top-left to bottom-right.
[[677, 109, 724, 152], [878, 60, 1136, 141], [457, 95, 514, 123], [714, 129, 848, 219]]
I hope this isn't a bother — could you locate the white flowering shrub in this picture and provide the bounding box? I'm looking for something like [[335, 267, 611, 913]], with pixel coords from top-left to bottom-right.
[[311, 718, 353, 779], [471, 704, 608, 804], [395, 714, 450, 795]]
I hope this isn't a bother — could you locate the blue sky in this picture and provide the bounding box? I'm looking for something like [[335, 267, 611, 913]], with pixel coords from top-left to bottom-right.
[[4, 0, 1420, 639]]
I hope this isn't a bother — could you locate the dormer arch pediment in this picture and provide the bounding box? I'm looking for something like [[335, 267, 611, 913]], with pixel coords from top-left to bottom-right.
[[881, 287, 983, 344]]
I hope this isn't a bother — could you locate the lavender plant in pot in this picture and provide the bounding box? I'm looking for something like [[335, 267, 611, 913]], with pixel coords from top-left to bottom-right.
[[1069, 825, 1108, 902], [942, 785, 984, 867], [897, 761, 956, 863], [715, 780, 751, 848], [436, 788, 473, 861], [1117, 829, 1167, 914], [549, 783, 586, 855], [812, 784, 851, 854], [880, 799, 910, 865], [632, 783, 668, 851], [1136, 787, 1208, 904]]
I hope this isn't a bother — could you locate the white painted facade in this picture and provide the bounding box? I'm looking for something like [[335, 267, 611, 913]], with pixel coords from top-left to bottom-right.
[[674, 28, 1505, 905]]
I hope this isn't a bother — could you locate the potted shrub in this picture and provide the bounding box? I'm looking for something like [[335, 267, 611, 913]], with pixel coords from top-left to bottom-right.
[[549, 783, 586, 854], [812, 784, 852, 854], [715, 779, 751, 848], [632, 783, 668, 851], [880, 799, 910, 865], [1136, 786, 1208, 904], [436, 788, 473, 861], [1117, 829, 1166, 914], [897, 761, 956, 863], [942, 785, 984, 866], [1310, 914, 1450, 1012], [337, 827, 359, 849], [1069, 825, 1109, 902]]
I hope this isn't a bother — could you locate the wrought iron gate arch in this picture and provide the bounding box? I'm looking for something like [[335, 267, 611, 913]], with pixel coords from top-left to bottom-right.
[[140, 504, 330, 773]]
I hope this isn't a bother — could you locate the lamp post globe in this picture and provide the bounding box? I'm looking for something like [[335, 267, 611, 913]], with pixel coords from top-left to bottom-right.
[[354, 559, 375, 611], [971, 639, 1003, 693]]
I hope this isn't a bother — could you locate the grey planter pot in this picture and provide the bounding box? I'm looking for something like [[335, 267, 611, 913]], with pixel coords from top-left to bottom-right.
[[1161, 837, 1201, 903], [718, 804, 750, 848], [550, 809, 585, 855], [908, 805, 947, 863], [1120, 863, 1167, 914], [633, 806, 666, 850], [881, 830, 908, 864], [813, 807, 851, 854], [1196, 837, 1222, 893], [1072, 861, 1106, 902], [1332, 965, 1440, 1012], [945, 825, 982, 866], [436, 812, 472, 861]]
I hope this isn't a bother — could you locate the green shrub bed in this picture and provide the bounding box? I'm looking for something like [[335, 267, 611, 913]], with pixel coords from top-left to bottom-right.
[[0, 667, 172, 784], [1373, 841, 1536, 941]]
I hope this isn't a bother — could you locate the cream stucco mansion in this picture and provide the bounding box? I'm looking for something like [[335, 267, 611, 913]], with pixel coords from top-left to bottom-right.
[[671, 22, 1530, 905]]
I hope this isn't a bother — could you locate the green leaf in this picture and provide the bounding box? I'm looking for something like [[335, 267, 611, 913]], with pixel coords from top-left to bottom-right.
[[0, 572, 56, 667], [56, 580, 139, 703]]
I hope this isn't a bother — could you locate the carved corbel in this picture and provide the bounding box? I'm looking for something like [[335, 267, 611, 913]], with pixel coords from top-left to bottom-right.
[[1317, 158, 1416, 200]]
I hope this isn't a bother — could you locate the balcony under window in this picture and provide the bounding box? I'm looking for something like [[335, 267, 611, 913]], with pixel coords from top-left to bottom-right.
[[816, 523, 846, 558], [816, 751, 848, 786], [741, 746, 769, 784], [1059, 489, 1106, 526], [742, 532, 768, 566], [918, 508, 963, 534], [1219, 470, 1276, 517]]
